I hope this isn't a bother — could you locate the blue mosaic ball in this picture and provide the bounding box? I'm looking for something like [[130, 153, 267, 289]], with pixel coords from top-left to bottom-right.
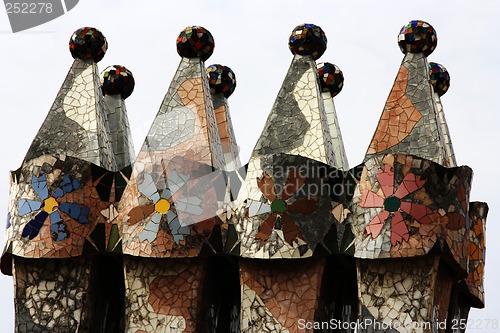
[[289, 23, 327, 60], [428, 62, 450, 97], [206, 64, 236, 98], [100, 65, 135, 99], [69, 27, 107, 63], [398, 20, 437, 57], [176, 26, 215, 61], [317, 62, 344, 97]]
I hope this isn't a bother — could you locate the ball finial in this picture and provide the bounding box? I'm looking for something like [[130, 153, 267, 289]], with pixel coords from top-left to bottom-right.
[[100, 65, 135, 99], [317, 63, 344, 97], [69, 27, 107, 63], [289, 23, 327, 60], [176, 26, 215, 61], [207, 64, 237, 98], [398, 20, 437, 57], [428, 62, 450, 97]]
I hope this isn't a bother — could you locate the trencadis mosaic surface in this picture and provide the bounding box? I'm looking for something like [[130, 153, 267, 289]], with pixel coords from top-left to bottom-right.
[[1, 21, 487, 333]]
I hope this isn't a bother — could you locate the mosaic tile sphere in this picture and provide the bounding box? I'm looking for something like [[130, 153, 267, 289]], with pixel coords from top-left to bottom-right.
[[206, 64, 236, 98], [317, 62, 344, 97], [428, 62, 450, 97], [398, 20, 437, 57], [69, 27, 108, 63], [100, 65, 135, 99], [176, 26, 214, 61], [289, 23, 327, 60]]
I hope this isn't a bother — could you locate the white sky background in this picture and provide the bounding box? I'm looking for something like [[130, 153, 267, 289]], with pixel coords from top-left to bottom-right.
[[0, 0, 498, 330]]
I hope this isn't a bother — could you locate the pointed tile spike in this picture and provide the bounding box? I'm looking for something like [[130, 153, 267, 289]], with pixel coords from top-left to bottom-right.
[[433, 91, 457, 167], [103, 95, 135, 170], [212, 94, 241, 170], [252, 55, 336, 166], [321, 92, 349, 169], [118, 57, 225, 258], [24, 59, 116, 170], [365, 52, 448, 165], [139, 58, 224, 169]]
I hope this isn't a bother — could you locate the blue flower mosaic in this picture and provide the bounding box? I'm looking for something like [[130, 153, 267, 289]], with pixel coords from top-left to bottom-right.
[[18, 172, 90, 242]]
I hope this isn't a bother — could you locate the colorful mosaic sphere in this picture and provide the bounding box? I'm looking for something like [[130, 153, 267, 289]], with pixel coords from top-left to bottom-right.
[[100, 65, 135, 99], [69, 27, 107, 63], [176, 26, 215, 61], [398, 20, 437, 57], [429, 62, 450, 97], [317, 62, 344, 97], [206, 64, 236, 98], [289, 23, 327, 60]]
